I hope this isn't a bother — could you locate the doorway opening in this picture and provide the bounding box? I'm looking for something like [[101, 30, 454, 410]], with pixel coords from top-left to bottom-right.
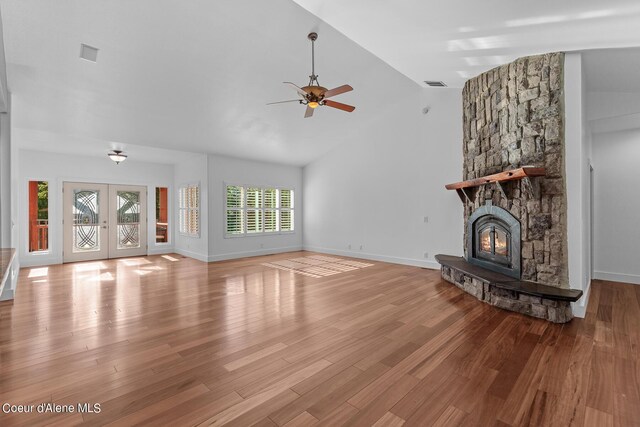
[[63, 182, 148, 263]]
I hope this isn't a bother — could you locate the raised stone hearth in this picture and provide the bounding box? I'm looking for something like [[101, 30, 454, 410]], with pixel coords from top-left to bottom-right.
[[436, 255, 582, 323]]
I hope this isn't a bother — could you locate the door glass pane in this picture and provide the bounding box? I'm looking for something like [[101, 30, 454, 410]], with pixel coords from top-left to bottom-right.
[[73, 190, 100, 253], [479, 228, 491, 253], [29, 181, 49, 252], [495, 228, 509, 257], [156, 187, 168, 243], [117, 191, 141, 249]]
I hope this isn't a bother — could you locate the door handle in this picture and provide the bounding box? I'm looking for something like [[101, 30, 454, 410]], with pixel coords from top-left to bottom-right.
[[102, 225, 108, 229]]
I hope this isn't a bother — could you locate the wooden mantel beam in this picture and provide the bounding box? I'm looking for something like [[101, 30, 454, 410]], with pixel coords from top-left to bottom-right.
[[445, 167, 546, 191]]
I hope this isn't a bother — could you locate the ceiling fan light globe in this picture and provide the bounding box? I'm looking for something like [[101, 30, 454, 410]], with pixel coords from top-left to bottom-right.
[[308, 101, 319, 109]]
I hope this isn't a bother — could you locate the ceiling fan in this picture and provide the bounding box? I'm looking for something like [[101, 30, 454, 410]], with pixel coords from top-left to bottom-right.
[[268, 32, 355, 118]]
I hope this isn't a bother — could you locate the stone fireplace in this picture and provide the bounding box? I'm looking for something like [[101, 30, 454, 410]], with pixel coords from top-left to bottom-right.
[[435, 52, 584, 323], [467, 200, 521, 279]]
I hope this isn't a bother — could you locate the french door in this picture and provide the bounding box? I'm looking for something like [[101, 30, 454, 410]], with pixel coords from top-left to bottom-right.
[[63, 182, 147, 263]]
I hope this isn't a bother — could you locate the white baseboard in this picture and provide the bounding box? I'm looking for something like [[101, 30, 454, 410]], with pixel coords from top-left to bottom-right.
[[148, 246, 175, 256], [0, 287, 14, 301], [593, 271, 640, 285], [174, 248, 209, 262], [1, 258, 19, 301], [302, 245, 441, 270], [571, 282, 591, 319], [19, 256, 61, 268], [208, 246, 303, 262]]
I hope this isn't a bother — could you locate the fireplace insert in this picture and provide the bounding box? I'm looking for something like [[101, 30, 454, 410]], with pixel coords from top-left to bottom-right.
[[466, 200, 521, 279]]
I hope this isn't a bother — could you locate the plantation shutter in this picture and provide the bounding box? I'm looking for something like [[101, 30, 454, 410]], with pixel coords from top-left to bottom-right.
[[226, 185, 244, 235], [246, 187, 263, 233], [280, 189, 294, 232]]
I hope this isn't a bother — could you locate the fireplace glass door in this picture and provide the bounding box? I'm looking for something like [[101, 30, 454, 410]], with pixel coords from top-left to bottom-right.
[[475, 221, 511, 266]]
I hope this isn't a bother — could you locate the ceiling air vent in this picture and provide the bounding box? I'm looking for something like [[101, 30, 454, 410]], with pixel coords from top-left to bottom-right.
[[424, 80, 447, 87], [80, 44, 99, 62]]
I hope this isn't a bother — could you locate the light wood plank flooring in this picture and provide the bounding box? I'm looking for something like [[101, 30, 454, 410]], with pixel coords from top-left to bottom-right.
[[0, 251, 638, 426]]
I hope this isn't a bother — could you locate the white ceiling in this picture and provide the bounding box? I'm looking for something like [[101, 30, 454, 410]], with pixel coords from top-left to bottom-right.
[[583, 47, 640, 92], [292, 0, 640, 88], [0, 0, 418, 166], [3, 1, 640, 166]]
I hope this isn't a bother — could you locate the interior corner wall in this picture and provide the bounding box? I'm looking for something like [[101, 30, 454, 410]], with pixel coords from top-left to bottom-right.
[[174, 153, 208, 261], [18, 149, 175, 267], [302, 88, 463, 268], [0, 100, 10, 248], [564, 52, 593, 317], [592, 128, 640, 284], [207, 154, 303, 262]]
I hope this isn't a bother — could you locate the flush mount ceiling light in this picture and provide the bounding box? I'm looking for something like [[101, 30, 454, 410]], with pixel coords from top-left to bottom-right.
[[108, 150, 127, 164]]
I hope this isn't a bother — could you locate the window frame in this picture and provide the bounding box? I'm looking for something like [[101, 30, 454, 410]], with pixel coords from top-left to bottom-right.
[[155, 186, 171, 245], [224, 182, 295, 238], [178, 183, 200, 238], [27, 179, 51, 255]]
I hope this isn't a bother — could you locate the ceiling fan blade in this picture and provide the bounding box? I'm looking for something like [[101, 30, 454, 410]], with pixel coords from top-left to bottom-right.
[[284, 82, 308, 99], [304, 106, 314, 118], [267, 99, 301, 105], [323, 84, 353, 99], [324, 99, 355, 112]]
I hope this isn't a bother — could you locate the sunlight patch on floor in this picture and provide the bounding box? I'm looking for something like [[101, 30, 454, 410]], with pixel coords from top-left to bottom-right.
[[262, 255, 374, 278], [73, 262, 107, 272], [28, 267, 49, 278]]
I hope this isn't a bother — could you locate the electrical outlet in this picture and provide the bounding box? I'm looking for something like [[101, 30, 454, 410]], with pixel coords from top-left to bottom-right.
[[424, 216, 429, 223], [424, 252, 429, 259], [260, 243, 264, 249], [348, 244, 351, 250], [359, 245, 363, 250]]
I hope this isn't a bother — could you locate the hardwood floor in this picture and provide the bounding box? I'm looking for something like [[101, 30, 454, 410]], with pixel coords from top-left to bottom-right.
[[0, 251, 638, 426]]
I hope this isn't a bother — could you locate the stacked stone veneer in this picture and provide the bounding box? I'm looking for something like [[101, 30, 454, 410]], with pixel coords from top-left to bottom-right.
[[461, 52, 569, 288], [441, 265, 572, 323]]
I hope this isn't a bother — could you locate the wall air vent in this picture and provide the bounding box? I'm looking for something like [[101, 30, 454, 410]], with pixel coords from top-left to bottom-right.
[[424, 80, 447, 87], [80, 44, 99, 62]]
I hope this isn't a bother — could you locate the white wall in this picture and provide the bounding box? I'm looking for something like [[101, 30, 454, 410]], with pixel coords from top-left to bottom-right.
[[587, 91, 640, 121], [564, 52, 593, 317], [174, 153, 208, 261], [207, 154, 302, 261], [303, 87, 463, 268], [592, 128, 640, 284], [0, 99, 10, 248], [17, 149, 175, 267], [0, 96, 16, 300]]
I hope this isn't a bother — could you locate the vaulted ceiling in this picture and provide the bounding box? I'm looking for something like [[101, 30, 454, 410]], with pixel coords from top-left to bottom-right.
[[292, 0, 640, 88], [2, 0, 640, 165]]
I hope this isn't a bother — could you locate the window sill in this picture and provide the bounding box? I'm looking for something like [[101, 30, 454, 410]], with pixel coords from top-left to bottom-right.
[[224, 231, 295, 239]]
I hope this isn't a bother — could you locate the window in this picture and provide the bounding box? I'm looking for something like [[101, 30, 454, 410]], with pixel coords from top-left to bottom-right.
[[179, 184, 199, 236], [29, 181, 49, 252], [156, 187, 169, 243], [225, 185, 294, 237], [280, 189, 293, 232]]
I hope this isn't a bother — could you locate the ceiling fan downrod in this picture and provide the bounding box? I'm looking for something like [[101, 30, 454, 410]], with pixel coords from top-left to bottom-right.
[[308, 32, 319, 87]]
